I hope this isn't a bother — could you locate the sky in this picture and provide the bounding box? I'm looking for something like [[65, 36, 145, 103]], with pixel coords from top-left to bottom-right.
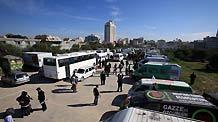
[[0, 0, 218, 41]]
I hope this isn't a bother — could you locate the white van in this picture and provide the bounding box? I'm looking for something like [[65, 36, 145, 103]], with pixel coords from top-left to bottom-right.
[[75, 66, 96, 81], [113, 53, 124, 61]]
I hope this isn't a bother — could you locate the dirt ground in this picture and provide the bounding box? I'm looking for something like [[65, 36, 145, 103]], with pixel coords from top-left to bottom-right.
[[0, 62, 133, 122]]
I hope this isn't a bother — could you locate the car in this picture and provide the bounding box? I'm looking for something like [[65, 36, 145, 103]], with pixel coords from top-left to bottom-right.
[[1, 71, 30, 86], [75, 66, 96, 81], [128, 78, 193, 97]]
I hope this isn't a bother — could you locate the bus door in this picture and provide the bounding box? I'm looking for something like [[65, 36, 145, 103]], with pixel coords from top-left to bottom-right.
[[64, 59, 70, 78], [65, 63, 70, 78]]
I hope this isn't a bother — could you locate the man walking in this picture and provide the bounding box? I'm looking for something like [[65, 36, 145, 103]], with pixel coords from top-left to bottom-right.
[[117, 73, 124, 92], [190, 72, 196, 85], [93, 85, 100, 105], [100, 71, 106, 85], [70, 75, 78, 92], [36, 87, 47, 111]]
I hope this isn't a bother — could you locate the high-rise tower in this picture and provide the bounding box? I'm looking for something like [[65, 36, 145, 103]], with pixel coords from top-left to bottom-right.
[[216, 29, 218, 38], [104, 20, 116, 44]]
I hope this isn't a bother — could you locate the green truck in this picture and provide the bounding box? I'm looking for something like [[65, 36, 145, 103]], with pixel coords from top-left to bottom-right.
[[0, 55, 23, 76], [132, 62, 181, 80]]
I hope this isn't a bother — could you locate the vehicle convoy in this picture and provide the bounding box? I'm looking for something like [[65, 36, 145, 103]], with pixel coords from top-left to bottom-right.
[[133, 62, 181, 80], [0, 55, 30, 85], [128, 78, 193, 97], [23, 52, 52, 70], [128, 90, 218, 122], [75, 66, 96, 81], [104, 107, 198, 122], [43, 51, 96, 80]]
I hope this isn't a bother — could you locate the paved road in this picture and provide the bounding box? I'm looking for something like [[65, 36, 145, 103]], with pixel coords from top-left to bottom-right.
[[0, 62, 133, 122]]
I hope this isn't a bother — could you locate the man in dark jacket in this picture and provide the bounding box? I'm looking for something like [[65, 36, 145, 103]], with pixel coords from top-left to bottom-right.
[[16, 91, 32, 116], [93, 85, 100, 105], [36, 87, 47, 111], [100, 71, 106, 85], [117, 73, 124, 92]]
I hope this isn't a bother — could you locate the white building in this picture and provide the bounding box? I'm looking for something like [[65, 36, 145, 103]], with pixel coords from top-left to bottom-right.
[[104, 20, 116, 44], [85, 34, 101, 43], [0, 37, 41, 48]]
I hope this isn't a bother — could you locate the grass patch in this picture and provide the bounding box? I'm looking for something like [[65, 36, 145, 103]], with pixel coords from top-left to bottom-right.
[[172, 60, 218, 93]]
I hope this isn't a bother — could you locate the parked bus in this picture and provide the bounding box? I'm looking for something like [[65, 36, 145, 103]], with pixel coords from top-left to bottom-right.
[[129, 90, 218, 122], [43, 51, 96, 80], [23, 52, 52, 69], [128, 78, 193, 97], [104, 107, 198, 122], [133, 62, 181, 80]]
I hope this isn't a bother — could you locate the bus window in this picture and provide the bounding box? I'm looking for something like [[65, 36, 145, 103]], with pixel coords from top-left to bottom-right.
[[83, 55, 89, 60], [160, 69, 167, 74], [58, 59, 67, 67], [148, 67, 158, 74], [69, 57, 75, 64], [44, 58, 56, 66], [169, 70, 179, 76]]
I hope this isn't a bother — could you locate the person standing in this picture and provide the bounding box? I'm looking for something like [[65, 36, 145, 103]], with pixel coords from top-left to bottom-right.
[[113, 63, 118, 75], [93, 85, 100, 105], [190, 72, 196, 85], [16, 91, 32, 116], [125, 60, 129, 68], [70, 76, 78, 92], [118, 63, 123, 73], [117, 73, 124, 92], [100, 71, 106, 85], [120, 60, 124, 66], [4, 108, 14, 122], [108, 62, 111, 74], [36, 87, 47, 111]]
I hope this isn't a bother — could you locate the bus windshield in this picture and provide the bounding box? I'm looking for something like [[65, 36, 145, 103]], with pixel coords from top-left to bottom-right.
[[44, 58, 56, 66]]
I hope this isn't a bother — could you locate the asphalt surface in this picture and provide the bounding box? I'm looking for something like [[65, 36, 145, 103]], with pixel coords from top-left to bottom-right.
[[0, 62, 133, 122]]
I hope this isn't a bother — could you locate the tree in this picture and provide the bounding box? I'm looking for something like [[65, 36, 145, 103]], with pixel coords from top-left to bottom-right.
[[208, 53, 218, 70], [70, 44, 80, 52], [0, 43, 22, 57], [5, 33, 28, 39]]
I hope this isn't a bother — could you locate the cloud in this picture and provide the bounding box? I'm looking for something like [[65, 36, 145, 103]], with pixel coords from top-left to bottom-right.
[[109, 6, 123, 22], [110, 6, 120, 16], [45, 11, 101, 21]]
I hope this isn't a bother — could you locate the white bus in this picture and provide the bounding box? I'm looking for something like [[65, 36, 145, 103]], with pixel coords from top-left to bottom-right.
[[23, 52, 52, 69], [43, 51, 96, 80]]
